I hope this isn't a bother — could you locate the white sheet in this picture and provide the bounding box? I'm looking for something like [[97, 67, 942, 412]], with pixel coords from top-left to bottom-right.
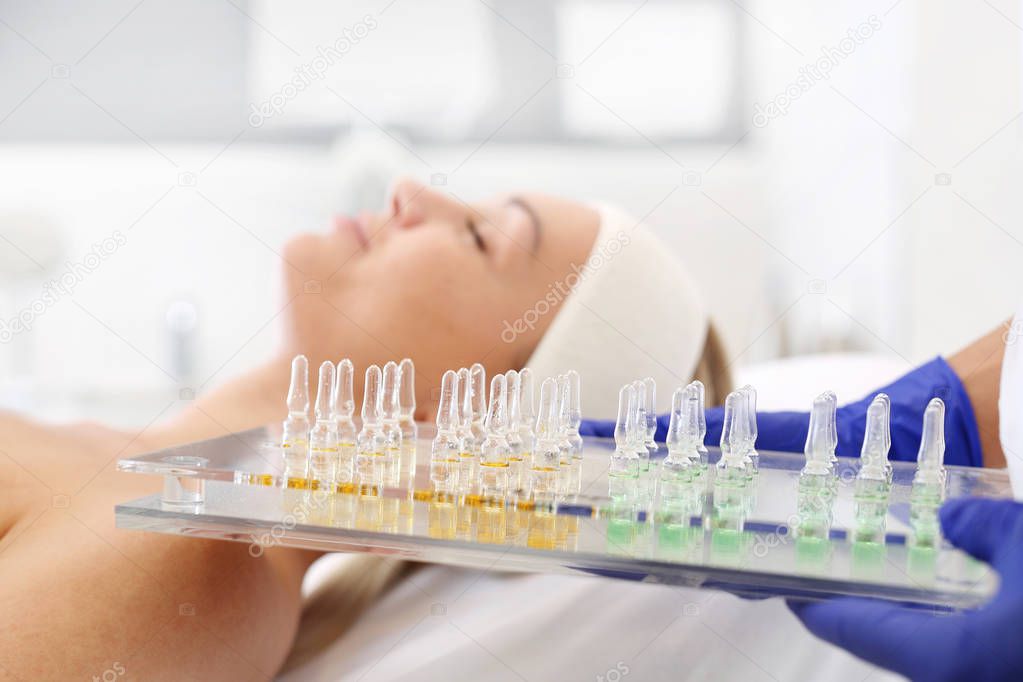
[[282, 354, 910, 682]]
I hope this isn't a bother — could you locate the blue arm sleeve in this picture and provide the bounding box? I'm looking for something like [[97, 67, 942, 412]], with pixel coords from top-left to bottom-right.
[[578, 357, 983, 467]]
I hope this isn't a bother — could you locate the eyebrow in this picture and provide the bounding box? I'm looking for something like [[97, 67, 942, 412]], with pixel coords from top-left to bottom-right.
[[508, 196, 542, 254]]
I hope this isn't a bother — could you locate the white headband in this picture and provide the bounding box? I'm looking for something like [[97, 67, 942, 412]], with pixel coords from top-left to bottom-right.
[[524, 204, 708, 420]]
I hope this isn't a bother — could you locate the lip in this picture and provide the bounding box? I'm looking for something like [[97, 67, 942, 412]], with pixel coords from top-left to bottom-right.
[[334, 214, 369, 251]]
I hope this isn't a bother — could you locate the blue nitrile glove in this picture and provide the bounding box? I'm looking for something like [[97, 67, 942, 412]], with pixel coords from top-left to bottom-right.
[[789, 498, 1023, 682], [579, 357, 983, 467]]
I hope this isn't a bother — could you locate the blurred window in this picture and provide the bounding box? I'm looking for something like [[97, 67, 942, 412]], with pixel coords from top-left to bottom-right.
[[248, 0, 744, 142]]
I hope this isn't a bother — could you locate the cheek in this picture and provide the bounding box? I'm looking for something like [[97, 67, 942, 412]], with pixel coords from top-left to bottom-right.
[[362, 241, 521, 346], [394, 250, 493, 321]]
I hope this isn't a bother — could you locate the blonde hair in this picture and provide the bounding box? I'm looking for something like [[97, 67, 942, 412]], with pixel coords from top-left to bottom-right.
[[689, 322, 732, 408], [281, 323, 732, 673]]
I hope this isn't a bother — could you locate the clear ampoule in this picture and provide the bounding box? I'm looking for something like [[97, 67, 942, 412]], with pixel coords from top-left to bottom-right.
[[531, 377, 562, 498], [332, 358, 357, 485], [356, 365, 387, 487], [505, 370, 525, 492], [282, 354, 311, 481], [381, 361, 403, 486], [632, 380, 651, 473], [642, 377, 659, 460], [398, 358, 417, 488], [456, 367, 477, 492], [308, 361, 339, 488], [430, 370, 460, 493], [479, 374, 511, 496], [562, 370, 584, 496]]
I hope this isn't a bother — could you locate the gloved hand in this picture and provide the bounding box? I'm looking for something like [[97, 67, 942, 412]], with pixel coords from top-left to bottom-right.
[[789, 498, 1023, 681]]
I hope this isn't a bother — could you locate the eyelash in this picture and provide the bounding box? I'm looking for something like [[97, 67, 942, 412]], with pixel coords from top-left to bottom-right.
[[467, 218, 486, 252]]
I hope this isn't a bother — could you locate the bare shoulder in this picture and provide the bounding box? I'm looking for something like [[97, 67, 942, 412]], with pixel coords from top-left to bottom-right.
[[0, 411, 134, 510], [0, 412, 313, 679]]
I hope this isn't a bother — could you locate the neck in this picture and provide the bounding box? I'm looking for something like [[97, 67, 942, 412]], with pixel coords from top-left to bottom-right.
[[143, 351, 296, 451]]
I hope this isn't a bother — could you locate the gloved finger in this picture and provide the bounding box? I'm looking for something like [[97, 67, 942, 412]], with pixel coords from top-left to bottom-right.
[[577, 419, 615, 439], [940, 498, 1023, 570], [787, 598, 949, 679]]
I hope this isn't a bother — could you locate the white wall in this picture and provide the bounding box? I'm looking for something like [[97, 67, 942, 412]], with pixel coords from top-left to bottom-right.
[[2, 1, 1022, 426]]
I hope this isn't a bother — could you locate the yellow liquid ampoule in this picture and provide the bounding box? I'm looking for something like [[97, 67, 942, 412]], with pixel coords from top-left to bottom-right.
[[507, 453, 526, 492], [479, 459, 511, 496], [286, 475, 316, 490], [529, 464, 559, 498], [337, 441, 357, 484], [309, 445, 338, 486], [458, 451, 477, 493], [281, 440, 309, 478]]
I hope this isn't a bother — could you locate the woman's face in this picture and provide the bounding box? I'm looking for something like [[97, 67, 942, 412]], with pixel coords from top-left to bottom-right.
[[282, 178, 599, 417]]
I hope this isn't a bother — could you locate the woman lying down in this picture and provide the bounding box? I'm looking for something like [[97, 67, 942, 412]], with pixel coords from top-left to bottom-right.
[[0, 178, 1006, 680]]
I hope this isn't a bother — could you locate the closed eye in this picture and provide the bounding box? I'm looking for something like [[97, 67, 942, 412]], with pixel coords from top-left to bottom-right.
[[466, 217, 486, 252]]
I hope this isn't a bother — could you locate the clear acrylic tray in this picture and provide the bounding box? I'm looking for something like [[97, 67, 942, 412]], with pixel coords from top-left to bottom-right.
[[115, 425, 1009, 610]]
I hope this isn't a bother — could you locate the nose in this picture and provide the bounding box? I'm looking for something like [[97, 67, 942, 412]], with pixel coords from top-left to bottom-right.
[[388, 177, 464, 230]]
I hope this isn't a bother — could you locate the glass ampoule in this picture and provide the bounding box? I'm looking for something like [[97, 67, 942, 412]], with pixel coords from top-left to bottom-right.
[[456, 367, 477, 492], [642, 377, 659, 460], [356, 365, 387, 486], [282, 354, 311, 479], [469, 363, 487, 445], [856, 395, 891, 490], [609, 384, 641, 480], [531, 377, 562, 498], [381, 361, 403, 485], [801, 392, 838, 479], [397, 358, 418, 487], [308, 361, 339, 488], [430, 370, 460, 493], [479, 374, 511, 495], [716, 390, 751, 486], [796, 392, 839, 539], [691, 380, 709, 469], [823, 391, 839, 466], [518, 368, 537, 467], [632, 380, 651, 473], [331, 358, 357, 485], [612, 382, 646, 502], [910, 398, 947, 546], [877, 393, 893, 484], [554, 373, 579, 495], [504, 370, 525, 492], [562, 370, 584, 496], [741, 384, 759, 475], [709, 394, 754, 532], [912, 398, 947, 500], [852, 394, 892, 543], [661, 387, 694, 489]]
